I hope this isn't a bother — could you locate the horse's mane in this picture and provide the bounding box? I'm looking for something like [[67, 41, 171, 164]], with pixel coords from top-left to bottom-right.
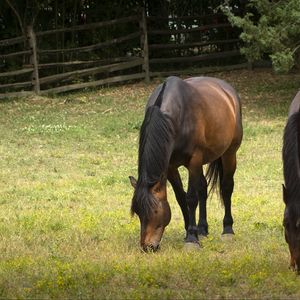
[[283, 110, 300, 216], [131, 84, 174, 218]]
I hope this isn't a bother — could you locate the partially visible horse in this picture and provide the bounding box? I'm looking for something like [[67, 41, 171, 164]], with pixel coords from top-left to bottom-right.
[[282, 91, 300, 271], [129, 76, 243, 251]]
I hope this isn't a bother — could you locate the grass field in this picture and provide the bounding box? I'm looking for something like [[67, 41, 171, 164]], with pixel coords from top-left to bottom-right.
[[0, 69, 300, 299]]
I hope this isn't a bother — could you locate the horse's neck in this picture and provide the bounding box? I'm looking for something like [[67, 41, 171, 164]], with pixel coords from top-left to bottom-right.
[[138, 107, 174, 186], [139, 149, 172, 186]]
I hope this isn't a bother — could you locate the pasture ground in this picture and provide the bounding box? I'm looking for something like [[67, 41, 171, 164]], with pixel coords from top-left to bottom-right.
[[0, 70, 300, 299]]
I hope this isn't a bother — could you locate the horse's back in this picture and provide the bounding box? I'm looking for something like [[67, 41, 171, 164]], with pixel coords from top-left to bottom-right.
[[185, 76, 240, 103], [146, 76, 189, 109], [288, 91, 300, 116], [148, 76, 241, 120], [184, 77, 242, 159], [283, 91, 300, 193], [183, 76, 242, 125]]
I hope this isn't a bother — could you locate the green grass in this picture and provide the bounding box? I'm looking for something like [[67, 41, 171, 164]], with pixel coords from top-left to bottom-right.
[[0, 70, 300, 299]]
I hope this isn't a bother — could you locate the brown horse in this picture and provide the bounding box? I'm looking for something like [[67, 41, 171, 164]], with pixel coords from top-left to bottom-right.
[[282, 91, 300, 272], [129, 76, 243, 252]]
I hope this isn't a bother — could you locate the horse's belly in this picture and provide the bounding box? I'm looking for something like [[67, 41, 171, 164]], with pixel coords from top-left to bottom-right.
[[170, 138, 230, 168]]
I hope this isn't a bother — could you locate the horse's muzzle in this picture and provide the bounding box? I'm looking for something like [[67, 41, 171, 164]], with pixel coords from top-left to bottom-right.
[[142, 244, 160, 253]]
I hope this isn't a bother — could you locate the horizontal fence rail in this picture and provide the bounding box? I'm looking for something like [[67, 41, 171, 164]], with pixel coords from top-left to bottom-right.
[[38, 32, 141, 55], [35, 16, 139, 36], [150, 50, 241, 64], [39, 59, 144, 85], [0, 36, 25, 47], [149, 39, 240, 50], [148, 23, 232, 35]]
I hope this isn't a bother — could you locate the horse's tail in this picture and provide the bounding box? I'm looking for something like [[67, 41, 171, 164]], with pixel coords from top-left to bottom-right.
[[205, 158, 223, 203]]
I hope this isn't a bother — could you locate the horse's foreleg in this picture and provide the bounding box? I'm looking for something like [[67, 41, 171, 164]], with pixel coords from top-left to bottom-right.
[[185, 181, 199, 243], [221, 152, 237, 235], [185, 159, 204, 244], [167, 167, 189, 232]]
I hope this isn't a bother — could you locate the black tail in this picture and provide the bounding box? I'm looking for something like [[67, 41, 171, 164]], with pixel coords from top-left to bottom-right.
[[205, 158, 223, 203]]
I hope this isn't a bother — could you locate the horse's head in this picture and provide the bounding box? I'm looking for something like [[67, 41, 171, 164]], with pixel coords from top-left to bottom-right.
[[283, 184, 300, 272], [129, 176, 171, 252]]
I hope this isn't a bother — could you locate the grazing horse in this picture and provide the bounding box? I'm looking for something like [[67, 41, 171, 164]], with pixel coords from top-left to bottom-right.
[[282, 91, 300, 272], [129, 76, 243, 252]]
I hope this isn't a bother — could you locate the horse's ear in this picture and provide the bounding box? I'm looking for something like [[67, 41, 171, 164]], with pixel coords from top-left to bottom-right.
[[129, 176, 137, 189], [282, 184, 288, 204]]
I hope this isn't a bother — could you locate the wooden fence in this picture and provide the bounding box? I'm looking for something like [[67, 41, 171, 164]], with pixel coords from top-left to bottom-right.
[[147, 13, 247, 77], [0, 11, 247, 99]]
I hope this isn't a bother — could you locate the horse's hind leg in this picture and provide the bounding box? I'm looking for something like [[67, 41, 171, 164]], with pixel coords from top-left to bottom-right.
[[221, 151, 237, 235], [168, 167, 189, 232]]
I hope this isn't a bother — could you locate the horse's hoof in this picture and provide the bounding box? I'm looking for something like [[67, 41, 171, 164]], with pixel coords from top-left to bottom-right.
[[221, 233, 234, 241], [184, 242, 200, 251]]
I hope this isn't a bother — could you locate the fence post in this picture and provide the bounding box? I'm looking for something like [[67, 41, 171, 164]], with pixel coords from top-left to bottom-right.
[[27, 25, 40, 94], [140, 7, 150, 83]]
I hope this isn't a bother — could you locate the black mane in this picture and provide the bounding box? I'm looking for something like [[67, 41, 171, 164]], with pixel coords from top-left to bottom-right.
[[131, 99, 174, 218], [283, 110, 300, 213]]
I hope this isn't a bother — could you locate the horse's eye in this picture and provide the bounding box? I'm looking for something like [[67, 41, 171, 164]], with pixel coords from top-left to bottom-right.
[[154, 187, 161, 193]]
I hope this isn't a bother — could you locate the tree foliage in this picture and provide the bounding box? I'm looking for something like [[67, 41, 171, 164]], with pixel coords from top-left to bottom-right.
[[222, 0, 300, 73], [1, 0, 241, 39]]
